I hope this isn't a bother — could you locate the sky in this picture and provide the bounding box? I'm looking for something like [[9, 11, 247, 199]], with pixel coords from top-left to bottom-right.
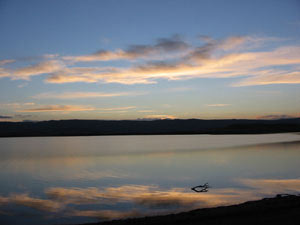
[[0, 0, 300, 121]]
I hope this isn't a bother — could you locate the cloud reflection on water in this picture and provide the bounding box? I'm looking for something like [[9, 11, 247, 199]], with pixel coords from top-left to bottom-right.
[[67, 209, 142, 220], [0, 194, 63, 212], [0, 178, 300, 220], [240, 178, 300, 195]]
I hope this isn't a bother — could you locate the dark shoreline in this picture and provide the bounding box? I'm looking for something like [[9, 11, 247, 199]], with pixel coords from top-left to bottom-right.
[[76, 195, 300, 225], [1, 118, 300, 138]]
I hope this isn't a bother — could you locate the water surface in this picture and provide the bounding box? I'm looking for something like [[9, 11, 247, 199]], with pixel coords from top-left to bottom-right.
[[0, 133, 300, 224]]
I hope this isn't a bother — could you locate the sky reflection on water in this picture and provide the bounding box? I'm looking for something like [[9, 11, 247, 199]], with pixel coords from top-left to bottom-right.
[[0, 134, 300, 224]]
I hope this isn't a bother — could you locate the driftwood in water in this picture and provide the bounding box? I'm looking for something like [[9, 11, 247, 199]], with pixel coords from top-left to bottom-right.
[[191, 183, 210, 192]]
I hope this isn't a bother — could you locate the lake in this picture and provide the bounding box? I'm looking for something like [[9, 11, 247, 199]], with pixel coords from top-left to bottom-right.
[[0, 133, 300, 225]]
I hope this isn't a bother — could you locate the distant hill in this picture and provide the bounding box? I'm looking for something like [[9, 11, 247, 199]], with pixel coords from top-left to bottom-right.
[[0, 118, 300, 137]]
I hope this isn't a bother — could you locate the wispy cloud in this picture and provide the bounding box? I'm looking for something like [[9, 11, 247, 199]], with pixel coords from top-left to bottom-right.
[[233, 71, 300, 86], [0, 115, 13, 119], [12, 60, 63, 80], [256, 114, 298, 120], [0, 68, 10, 78], [33, 91, 146, 99], [0, 102, 35, 109], [14, 114, 33, 118], [15, 104, 136, 113], [185, 35, 247, 62], [206, 104, 231, 107], [46, 44, 300, 85], [63, 35, 189, 62], [2, 35, 300, 86], [144, 114, 177, 119], [0, 59, 15, 66], [17, 105, 95, 112], [137, 110, 155, 113], [97, 106, 136, 111]]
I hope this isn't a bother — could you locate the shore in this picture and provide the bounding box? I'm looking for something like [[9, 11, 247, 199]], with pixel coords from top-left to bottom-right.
[[78, 195, 300, 225]]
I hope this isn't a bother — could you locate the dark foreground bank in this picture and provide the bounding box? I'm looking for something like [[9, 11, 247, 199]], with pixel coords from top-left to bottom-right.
[[1, 118, 300, 137], [78, 195, 300, 225]]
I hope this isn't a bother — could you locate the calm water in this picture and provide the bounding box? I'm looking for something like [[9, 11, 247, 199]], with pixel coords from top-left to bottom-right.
[[0, 134, 300, 225]]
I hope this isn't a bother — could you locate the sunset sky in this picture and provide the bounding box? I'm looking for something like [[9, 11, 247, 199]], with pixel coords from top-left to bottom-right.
[[0, 0, 300, 121]]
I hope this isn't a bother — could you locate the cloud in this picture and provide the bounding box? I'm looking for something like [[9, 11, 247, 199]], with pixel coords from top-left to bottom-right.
[[14, 114, 33, 118], [0, 102, 35, 109], [0, 68, 10, 78], [45, 44, 300, 85], [0, 115, 13, 119], [24, 102, 35, 106], [13, 104, 135, 113], [206, 104, 231, 107], [45, 66, 123, 84], [144, 115, 177, 120], [256, 114, 298, 120], [33, 91, 145, 99], [63, 35, 189, 62], [137, 110, 155, 113], [2, 35, 300, 86], [97, 106, 136, 111], [43, 54, 59, 59], [0, 59, 15, 66], [233, 71, 300, 86], [186, 35, 247, 63], [12, 60, 63, 80], [17, 105, 95, 112], [219, 36, 247, 50]]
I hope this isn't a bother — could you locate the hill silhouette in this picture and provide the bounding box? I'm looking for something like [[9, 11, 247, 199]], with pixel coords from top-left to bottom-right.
[[0, 118, 300, 137]]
